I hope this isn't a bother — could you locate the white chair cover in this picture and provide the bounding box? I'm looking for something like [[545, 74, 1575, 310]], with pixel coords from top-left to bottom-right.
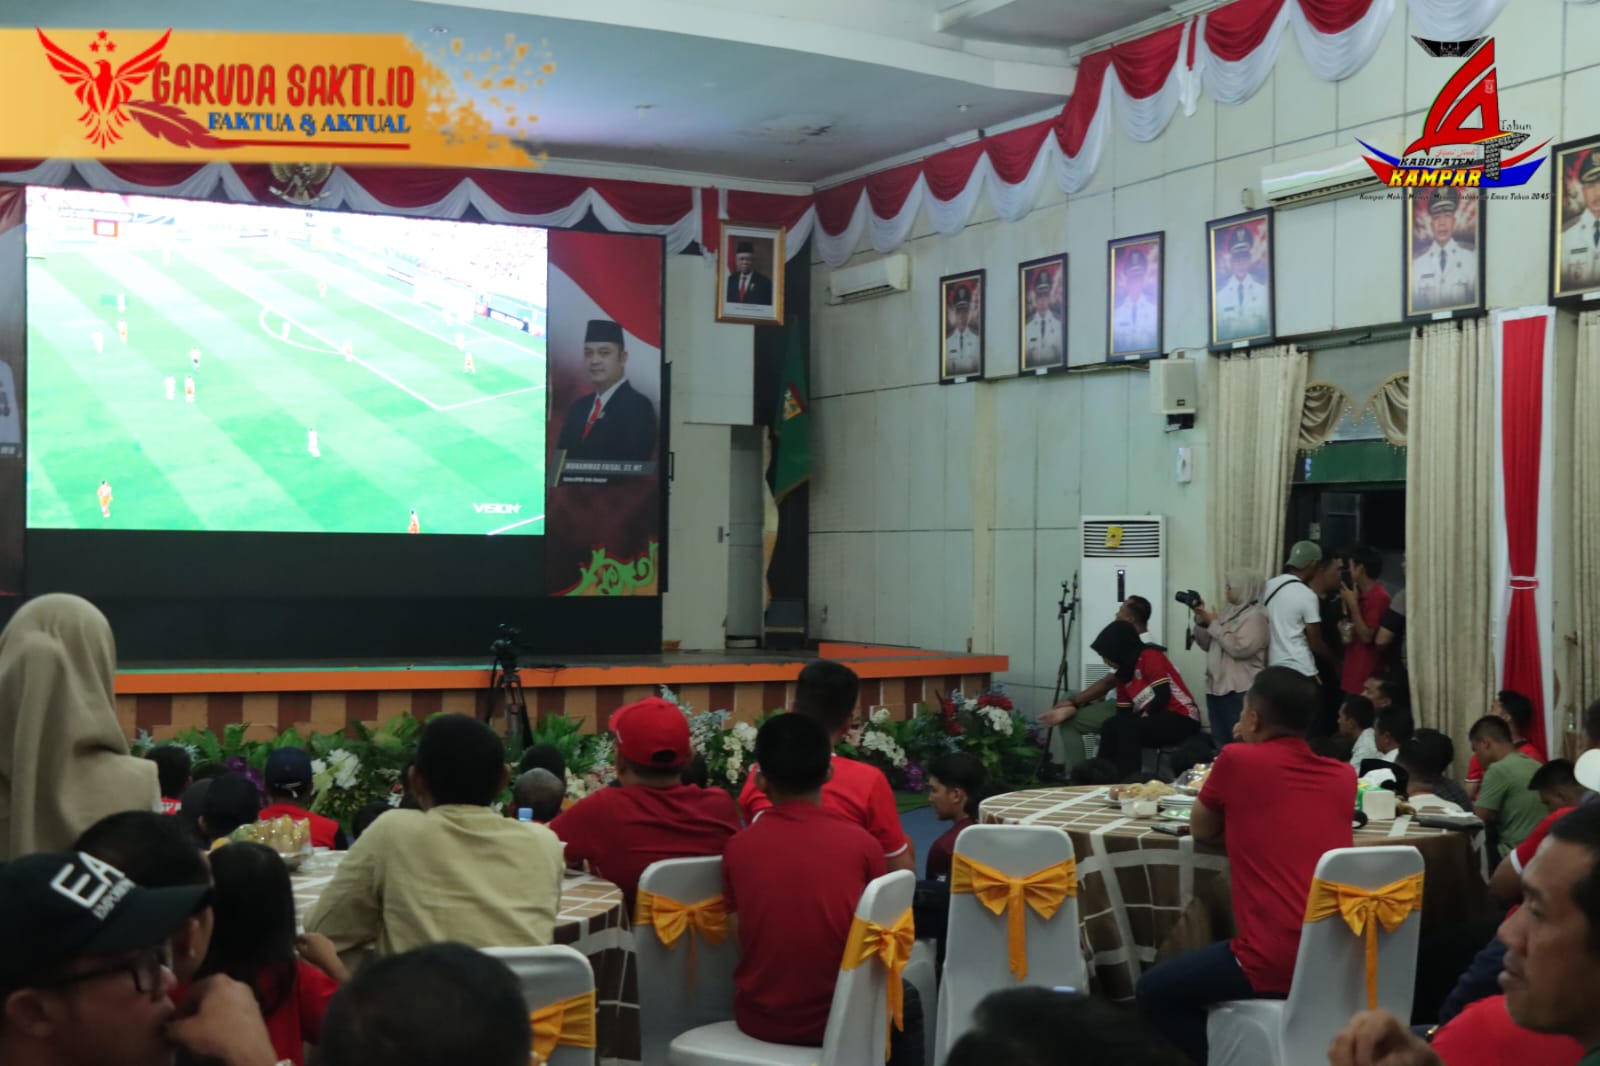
[[902, 940, 936, 1066], [482, 944, 597, 1066], [1206, 845, 1424, 1066], [932, 825, 1086, 1064], [635, 857, 739, 1066], [669, 869, 916, 1066]]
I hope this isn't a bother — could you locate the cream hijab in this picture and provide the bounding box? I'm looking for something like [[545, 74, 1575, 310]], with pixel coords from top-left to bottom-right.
[[0, 594, 158, 858], [1222, 567, 1267, 623]]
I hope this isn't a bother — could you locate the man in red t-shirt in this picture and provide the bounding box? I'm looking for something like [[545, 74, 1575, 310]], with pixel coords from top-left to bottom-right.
[[738, 660, 915, 873], [1465, 690, 1547, 799], [551, 697, 739, 908], [259, 748, 349, 850], [1136, 666, 1355, 1063], [723, 714, 893, 1048], [1338, 546, 1392, 696]]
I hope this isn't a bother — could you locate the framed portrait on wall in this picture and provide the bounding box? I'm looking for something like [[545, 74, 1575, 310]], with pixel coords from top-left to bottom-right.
[[1404, 186, 1484, 322], [939, 269, 985, 382], [1018, 253, 1067, 374], [1551, 137, 1600, 306], [1107, 232, 1163, 362], [1206, 210, 1274, 349], [716, 221, 785, 325]]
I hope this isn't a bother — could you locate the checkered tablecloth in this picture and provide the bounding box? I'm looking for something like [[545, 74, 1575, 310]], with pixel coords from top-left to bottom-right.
[[293, 853, 640, 1065], [981, 786, 1487, 1002]]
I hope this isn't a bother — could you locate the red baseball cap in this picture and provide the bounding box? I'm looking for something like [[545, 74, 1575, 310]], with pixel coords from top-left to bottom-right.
[[611, 697, 691, 769]]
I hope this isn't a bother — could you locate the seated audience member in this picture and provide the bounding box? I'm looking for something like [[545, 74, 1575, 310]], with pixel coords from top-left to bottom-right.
[[1374, 705, 1413, 761], [259, 748, 348, 850], [176, 777, 215, 845], [314, 943, 532, 1066], [1330, 806, 1600, 1066], [551, 697, 739, 906], [739, 660, 916, 873], [945, 988, 1187, 1066], [517, 743, 567, 783], [1533, 759, 1587, 814], [1397, 734, 1469, 814], [201, 772, 263, 845], [1466, 689, 1546, 799], [680, 752, 711, 788], [1037, 596, 1164, 767], [0, 593, 161, 859], [75, 811, 216, 981], [0, 849, 276, 1066], [724, 714, 920, 1060], [1069, 757, 1121, 786], [1427, 994, 1585, 1066], [1484, 760, 1591, 908], [1470, 715, 1546, 857], [200, 842, 346, 1066], [924, 754, 985, 882], [1082, 620, 1202, 779], [511, 768, 565, 823], [305, 714, 565, 956], [1339, 695, 1380, 766], [1410, 729, 1475, 810], [147, 745, 192, 815], [351, 800, 392, 839], [1135, 667, 1354, 1064]]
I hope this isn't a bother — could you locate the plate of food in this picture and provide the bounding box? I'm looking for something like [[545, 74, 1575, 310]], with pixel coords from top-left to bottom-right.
[[1108, 780, 1176, 804], [1174, 763, 1213, 796]]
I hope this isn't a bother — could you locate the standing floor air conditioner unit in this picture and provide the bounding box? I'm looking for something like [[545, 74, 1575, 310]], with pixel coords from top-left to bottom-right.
[[1080, 516, 1167, 686]]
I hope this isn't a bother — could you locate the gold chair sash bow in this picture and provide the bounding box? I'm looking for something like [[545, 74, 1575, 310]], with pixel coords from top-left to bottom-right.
[[634, 889, 730, 952], [528, 990, 597, 1063], [1303, 872, 1424, 1009], [949, 854, 1077, 980], [840, 907, 915, 1058]]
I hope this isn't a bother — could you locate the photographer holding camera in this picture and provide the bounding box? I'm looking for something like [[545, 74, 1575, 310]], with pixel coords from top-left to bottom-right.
[[1182, 568, 1269, 747]]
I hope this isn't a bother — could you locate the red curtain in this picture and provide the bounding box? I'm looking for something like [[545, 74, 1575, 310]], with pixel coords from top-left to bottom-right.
[[1204, 0, 1287, 60], [1499, 316, 1549, 753]]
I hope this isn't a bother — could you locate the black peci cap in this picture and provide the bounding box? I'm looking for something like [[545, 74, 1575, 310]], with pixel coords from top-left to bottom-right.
[[584, 319, 624, 346]]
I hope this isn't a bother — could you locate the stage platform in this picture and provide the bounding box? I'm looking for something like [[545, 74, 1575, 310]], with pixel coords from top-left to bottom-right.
[[113, 642, 1009, 741]]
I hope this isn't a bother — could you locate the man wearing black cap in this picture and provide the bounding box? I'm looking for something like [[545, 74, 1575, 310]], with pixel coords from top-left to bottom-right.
[[1023, 269, 1063, 368], [259, 748, 348, 851], [0, 850, 279, 1066], [944, 283, 981, 375], [1561, 149, 1600, 290], [555, 319, 658, 463], [725, 241, 773, 305], [1412, 188, 1477, 311], [1214, 226, 1268, 340], [1113, 247, 1158, 354]]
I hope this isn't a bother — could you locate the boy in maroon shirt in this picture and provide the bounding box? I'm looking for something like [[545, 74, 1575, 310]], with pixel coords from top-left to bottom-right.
[[1135, 666, 1356, 1064], [723, 714, 895, 1048], [551, 697, 739, 908], [923, 753, 984, 883]]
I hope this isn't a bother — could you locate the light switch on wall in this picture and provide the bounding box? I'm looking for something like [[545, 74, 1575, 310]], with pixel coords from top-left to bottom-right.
[[1175, 446, 1192, 484]]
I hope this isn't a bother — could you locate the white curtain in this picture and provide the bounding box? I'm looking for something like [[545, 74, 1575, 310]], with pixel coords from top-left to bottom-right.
[[1408, 320, 1497, 748], [1209, 347, 1309, 595], [1572, 314, 1600, 728], [1408, 0, 1509, 39]]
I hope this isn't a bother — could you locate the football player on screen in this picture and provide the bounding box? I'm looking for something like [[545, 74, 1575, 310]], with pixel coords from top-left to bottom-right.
[[407, 510, 420, 535], [307, 429, 321, 459], [318, 279, 328, 299], [98, 480, 112, 519], [117, 319, 128, 344], [462, 351, 475, 375], [190, 348, 201, 371], [184, 375, 196, 404]]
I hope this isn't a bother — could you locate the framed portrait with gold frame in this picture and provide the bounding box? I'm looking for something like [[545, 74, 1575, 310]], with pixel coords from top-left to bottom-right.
[[1107, 232, 1163, 362], [716, 222, 785, 325], [1404, 186, 1483, 322], [1018, 253, 1067, 375], [1551, 136, 1600, 307], [939, 270, 985, 383], [1206, 209, 1274, 350]]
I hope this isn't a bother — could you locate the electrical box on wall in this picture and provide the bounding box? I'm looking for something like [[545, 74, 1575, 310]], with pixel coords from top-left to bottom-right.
[[1151, 359, 1199, 416]]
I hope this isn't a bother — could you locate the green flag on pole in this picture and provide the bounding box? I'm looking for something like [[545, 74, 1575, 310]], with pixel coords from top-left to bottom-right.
[[771, 323, 811, 502]]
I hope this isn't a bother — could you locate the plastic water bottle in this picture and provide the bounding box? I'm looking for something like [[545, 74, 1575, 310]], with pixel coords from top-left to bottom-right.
[[517, 808, 533, 823]]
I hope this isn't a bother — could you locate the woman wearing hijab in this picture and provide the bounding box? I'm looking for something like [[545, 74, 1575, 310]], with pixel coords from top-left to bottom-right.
[[1092, 619, 1201, 779], [0, 593, 159, 858], [1188, 568, 1270, 748]]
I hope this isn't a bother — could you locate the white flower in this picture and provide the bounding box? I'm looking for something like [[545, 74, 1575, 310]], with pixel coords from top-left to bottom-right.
[[722, 735, 741, 755], [732, 722, 758, 745], [726, 761, 744, 785], [311, 758, 332, 794], [386, 791, 402, 808], [870, 707, 891, 726], [327, 749, 361, 789]]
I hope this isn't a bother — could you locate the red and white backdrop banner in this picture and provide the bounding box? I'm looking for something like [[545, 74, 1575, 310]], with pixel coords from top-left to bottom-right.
[[0, 0, 1536, 266], [1491, 306, 1556, 753]]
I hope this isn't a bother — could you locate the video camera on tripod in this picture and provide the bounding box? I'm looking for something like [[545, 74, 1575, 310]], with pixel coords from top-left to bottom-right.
[[487, 623, 531, 745]]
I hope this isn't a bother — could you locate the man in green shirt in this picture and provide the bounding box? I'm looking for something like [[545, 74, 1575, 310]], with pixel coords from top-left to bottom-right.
[[1329, 805, 1600, 1066], [1471, 715, 1546, 857]]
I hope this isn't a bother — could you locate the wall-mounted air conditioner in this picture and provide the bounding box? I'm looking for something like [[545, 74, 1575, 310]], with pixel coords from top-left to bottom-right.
[[826, 254, 910, 304], [1259, 142, 1386, 209], [1080, 516, 1166, 685]]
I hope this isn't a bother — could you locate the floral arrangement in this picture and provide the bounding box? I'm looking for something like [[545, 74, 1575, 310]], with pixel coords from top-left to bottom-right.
[[841, 688, 1043, 791]]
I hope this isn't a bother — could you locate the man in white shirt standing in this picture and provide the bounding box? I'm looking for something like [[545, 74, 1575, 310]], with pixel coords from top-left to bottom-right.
[[1562, 150, 1600, 293], [1023, 270, 1063, 369], [1411, 188, 1478, 312], [1262, 540, 1336, 681], [1214, 226, 1269, 341], [1112, 247, 1159, 355], [944, 284, 981, 376]]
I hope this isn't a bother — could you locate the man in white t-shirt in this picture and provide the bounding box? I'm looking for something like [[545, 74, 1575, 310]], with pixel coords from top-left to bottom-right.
[[1262, 541, 1335, 680]]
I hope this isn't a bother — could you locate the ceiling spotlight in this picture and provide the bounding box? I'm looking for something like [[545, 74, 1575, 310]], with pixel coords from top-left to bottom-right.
[[428, 25, 449, 34], [956, 103, 971, 112]]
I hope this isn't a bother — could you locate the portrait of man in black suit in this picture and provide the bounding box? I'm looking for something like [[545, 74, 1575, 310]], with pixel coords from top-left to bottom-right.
[[556, 319, 658, 463], [724, 240, 773, 306]]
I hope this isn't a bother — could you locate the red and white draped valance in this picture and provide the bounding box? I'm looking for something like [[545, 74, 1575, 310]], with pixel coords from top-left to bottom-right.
[[0, 0, 1532, 265]]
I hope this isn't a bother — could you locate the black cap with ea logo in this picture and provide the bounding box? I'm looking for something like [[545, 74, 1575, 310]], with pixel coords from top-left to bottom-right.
[[0, 851, 209, 992]]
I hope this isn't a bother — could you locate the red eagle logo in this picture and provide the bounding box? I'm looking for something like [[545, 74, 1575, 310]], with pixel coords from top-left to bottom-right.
[[37, 27, 171, 148]]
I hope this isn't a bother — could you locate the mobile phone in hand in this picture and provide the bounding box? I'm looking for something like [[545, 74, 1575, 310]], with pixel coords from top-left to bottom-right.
[[1150, 822, 1190, 837]]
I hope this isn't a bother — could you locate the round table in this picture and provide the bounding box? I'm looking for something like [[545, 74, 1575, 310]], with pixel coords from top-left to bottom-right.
[[981, 786, 1489, 1002], [292, 851, 641, 1065]]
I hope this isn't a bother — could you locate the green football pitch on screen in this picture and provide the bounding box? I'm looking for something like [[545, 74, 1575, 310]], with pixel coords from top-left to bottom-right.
[[24, 192, 547, 537]]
